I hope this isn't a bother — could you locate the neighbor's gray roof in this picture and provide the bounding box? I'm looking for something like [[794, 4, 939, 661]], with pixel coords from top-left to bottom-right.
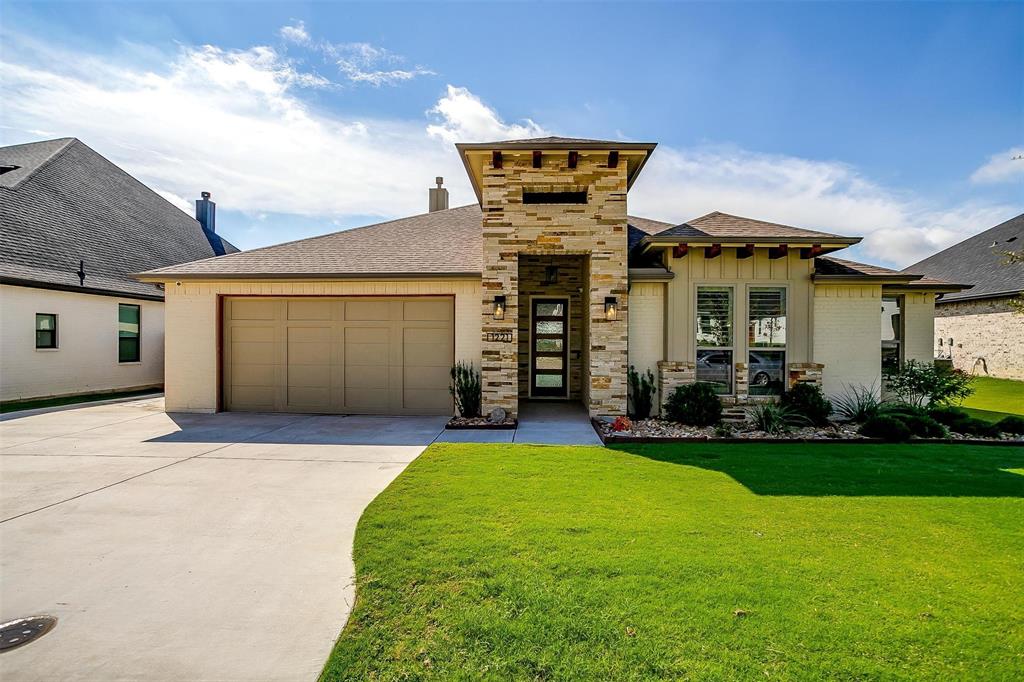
[[903, 213, 1024, 302], [139, 205, 673, 279], [646, 212, 861, 244], [815, 256, 968, 291], [1, 138, 238, 299]]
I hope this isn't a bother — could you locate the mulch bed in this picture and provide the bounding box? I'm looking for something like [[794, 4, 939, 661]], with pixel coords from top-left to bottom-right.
[[594, 418, 1024, 446], [446, 416, 518, 430]]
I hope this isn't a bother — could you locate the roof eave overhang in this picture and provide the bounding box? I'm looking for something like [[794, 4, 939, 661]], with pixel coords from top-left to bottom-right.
[[936, 288, 1020, 303], [884, 283, 973, 294], [1, 276, 165, 301], [812, 274, 920, 284], [134, 271, 483, 283], [639, 236, 861, 254], [456, 141, 658, 205], [627, 267, 675, 282]]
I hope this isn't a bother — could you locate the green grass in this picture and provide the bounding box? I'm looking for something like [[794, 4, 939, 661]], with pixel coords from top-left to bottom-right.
[[323, 442, 1024, 681], [959, 376, 1024, 423], [0, 387, 162, 414]]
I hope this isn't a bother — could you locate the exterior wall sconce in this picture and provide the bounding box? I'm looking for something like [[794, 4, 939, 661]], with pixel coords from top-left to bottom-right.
[[493, 295, 506, 320], [604, 296, 618, 321]]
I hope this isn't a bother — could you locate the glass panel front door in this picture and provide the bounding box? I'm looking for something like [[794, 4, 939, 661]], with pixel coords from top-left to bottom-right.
[[531, 298, 569, 397]]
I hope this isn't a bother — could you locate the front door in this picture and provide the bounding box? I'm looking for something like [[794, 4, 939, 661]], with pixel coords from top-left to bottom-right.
[[530, 298, 569, 397]]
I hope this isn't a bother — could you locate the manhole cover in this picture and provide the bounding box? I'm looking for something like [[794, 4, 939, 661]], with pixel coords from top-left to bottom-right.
[[0, 616, 57, 652]]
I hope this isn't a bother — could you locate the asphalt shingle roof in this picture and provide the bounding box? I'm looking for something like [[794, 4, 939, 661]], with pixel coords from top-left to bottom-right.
[[903, 214, 1024, 302], [140, 205, 674, 278], [653, 212, 857, 242], [1, 138, 238, 299]]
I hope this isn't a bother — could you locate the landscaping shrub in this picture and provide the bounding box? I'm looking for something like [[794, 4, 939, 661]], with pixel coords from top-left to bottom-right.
[[833, 384, 882, 423], [927, 406, 999, 437], [859, 415, 912, 442], [663, 383, 722, 426], [627, 365, 657, 420], [780, 382, 832, 426], [928, 405, 970, 428], [883, 359, 974, 408], [995, 415, 1024, 435], [898, 413, 948, 439], [747, 402, 809, 435], [449, 361, 481, 418]]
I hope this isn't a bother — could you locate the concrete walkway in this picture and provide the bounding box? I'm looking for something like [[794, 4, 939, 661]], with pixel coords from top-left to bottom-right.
[[435, 401, 602, 445], [0, 398, 445, 682]]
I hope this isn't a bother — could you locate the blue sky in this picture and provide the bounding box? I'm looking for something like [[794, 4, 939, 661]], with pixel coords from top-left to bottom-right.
[[2, 1, 1021, 267]]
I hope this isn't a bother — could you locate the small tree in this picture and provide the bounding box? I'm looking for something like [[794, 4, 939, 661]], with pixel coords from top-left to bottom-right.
[[883, 359, 974, 409], [627, 365, 657, 420], [449, 361, 482, 417]]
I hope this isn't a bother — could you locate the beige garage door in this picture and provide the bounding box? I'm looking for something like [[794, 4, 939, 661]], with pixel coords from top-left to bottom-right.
[[222, 297, 454, 415]]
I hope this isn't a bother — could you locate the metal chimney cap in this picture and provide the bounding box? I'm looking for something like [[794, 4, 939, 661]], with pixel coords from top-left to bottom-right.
[[435, 177, 443, 187], [201, 191, 212, 199]]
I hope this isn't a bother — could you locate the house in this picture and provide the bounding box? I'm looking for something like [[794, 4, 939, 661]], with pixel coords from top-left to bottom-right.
[[904, 214, 1024, 380], [137, 137, 965, 417], [0, 138, 238, 403]]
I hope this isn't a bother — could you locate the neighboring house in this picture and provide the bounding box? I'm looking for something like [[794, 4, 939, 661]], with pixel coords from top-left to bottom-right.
[[138, 137, 964, 417], [904, 214, 1024, 380], [0, 138, 238, 402]]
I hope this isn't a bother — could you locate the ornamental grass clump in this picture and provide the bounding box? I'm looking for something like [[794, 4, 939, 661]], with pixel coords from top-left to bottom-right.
[[663, 383, 722, 426], [746, 402, 809, 435], [627, 365, 657, 420], [833, 384, 882, 423], [449, 361, 481, 418]]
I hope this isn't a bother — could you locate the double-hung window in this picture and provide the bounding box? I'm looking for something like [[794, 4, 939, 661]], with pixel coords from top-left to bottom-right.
[[695, 286, 733, 394], [748, 287, 787, 395], [35, 313, 58, 349], [118, 304, 141, 363]]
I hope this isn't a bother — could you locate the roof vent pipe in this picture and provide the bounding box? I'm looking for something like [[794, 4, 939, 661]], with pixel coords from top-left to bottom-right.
[[428, 177, 448, 213], [195, 191, 216, 233]]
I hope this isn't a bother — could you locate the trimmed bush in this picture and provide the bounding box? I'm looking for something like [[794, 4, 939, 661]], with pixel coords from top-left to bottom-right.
[[883, 359, 974, 408], [928, 405, 971, 428], [995, 415, 1024, 435], [928, 406, 999, 437], [627, 365, 657, 420], [780, 382, 833, 426], [859, 415, 912, 442], [899, 413, 948, 439], [663, 383, 722, 426]]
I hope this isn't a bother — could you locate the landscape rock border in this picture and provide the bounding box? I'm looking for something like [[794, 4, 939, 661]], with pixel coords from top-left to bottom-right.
[[446, 417, 518, 430]]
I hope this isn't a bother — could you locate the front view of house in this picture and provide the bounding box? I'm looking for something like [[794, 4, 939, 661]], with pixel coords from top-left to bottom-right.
[[139, 137, 965, 418]]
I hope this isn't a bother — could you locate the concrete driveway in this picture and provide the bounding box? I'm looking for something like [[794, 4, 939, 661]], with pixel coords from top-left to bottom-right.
[[0, 397, 446, 682]]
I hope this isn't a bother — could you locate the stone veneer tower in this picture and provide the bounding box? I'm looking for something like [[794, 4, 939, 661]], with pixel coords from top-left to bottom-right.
[[456, 137, 657, 418]]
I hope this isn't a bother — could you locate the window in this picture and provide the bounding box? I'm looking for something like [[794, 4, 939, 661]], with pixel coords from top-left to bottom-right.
[[522, 191, 588, 204], [748, 288, 787, 395], [881, 296, 902, 372], [696, 286, 733, 394], [118, 304, 141, 363], [35, 313, 58, 349]]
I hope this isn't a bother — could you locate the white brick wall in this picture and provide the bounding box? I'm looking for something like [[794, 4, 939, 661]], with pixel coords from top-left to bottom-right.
[[627, 282, 665, 412], [935, 297, 1024, 380], [162, 279, 482, 412], [813, 284, 882, 398], [903, 292, 936, 364]]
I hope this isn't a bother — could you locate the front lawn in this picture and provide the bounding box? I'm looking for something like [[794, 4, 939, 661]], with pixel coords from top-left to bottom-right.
[[959, 376, 1024, 422], [323, 442, 1024, 681]]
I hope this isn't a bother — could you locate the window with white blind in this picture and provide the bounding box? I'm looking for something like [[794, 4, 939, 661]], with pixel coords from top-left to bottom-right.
[[695, 286, 733, 394], [748, 287, 787, 395]]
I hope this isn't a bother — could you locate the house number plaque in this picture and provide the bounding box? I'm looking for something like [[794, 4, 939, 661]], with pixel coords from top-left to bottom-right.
[[486, 331, 513, 343]]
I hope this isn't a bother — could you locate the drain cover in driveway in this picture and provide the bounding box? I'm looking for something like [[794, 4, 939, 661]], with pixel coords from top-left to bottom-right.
[[0, 616, 57, 652]]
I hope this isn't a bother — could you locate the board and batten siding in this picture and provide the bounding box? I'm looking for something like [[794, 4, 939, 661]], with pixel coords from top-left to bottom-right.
[[812, 284, 882, 398], [162, 279, 482, 413], [626, 281, 665, 411], [664, 250, 815, 366]]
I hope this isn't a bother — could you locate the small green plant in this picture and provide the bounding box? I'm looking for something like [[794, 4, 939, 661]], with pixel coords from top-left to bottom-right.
[[713, 422, 735, 438], [883, 359, 974, 408], [747, 402, 810, 435], [449, 361, 482, 418], [780, 383, 833, 426], [927, 405, 999, 437], [859, 414, 912, 441], [627, 365, 657, 420], [898, 413, 948, 439], [663, 382, 723, 426], [995, 415, 1024, 435], [833, 384, 882, 423]]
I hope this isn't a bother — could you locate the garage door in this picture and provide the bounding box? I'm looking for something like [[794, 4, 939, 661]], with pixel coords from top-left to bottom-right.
[[222, 297, 454, 415]]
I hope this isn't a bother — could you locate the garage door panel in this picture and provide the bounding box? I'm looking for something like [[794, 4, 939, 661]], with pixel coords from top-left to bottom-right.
[[230, 300, 277, 320], [287, 364, 330, 388], [404, 388, 451, 411], [287, 300, 333, 320], [232, 342, 277, 365], [404, 364, 450, 390], [231, 364, 276, 386], [344, 364, 388, 390], [404, 300, 451, 321], [345, 301, 392, 321], [231, 326, 276, 343], [288, 343, 331, 366], [345, 389, 389, 412], [287, 386, 331, 408], [230, 386, 276, 409]]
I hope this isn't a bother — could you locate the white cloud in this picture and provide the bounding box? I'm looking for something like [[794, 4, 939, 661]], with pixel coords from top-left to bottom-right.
[[427, 85, 547, 143], [630, 145, 1019, 267], [279, 21, 311, 46], [970, 146, 1024, 184], [154, 189, 192, 214]]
